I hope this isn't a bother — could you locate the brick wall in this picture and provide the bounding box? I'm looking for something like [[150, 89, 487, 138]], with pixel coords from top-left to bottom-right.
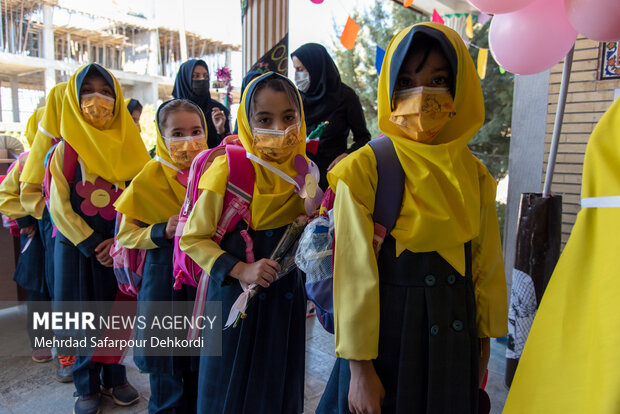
[[543, 36, 620, 245]]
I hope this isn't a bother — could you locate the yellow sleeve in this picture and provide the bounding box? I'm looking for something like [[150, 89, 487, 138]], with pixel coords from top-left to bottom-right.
[[471, 200, 508, 338], [333, 182, 381, 360], [180, 189, 240, 285], [20, 182, 45, 219], [0, 161, 28, 219], [116, 214, 158, 250], [48, 142, 97, 249]]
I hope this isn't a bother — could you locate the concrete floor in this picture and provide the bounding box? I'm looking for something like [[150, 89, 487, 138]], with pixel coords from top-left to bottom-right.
[[0, 304, 509, 413]]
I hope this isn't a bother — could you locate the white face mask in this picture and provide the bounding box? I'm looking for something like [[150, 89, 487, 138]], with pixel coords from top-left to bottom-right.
[[294, 71, 310, 93]]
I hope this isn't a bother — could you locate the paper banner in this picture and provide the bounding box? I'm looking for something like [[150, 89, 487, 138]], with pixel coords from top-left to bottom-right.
[[432, 9, 444, 24], [340, 17, 361, 50], [403, 0, 414, 7], [477, 48, 489, 79], [250, 33, 289, 75], [376, 46, 386, 75], [466, 14, 474, 38]]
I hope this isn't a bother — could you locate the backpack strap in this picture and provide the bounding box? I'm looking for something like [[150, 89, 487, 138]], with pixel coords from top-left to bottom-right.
[[368, 135, 404, 253], [62, 141, 79, 186], [213, 145, 255, 261]]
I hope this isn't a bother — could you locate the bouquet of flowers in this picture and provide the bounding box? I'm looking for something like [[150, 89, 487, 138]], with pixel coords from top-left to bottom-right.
[[224, 214, 309, 328], [216, 66, 233, 107]]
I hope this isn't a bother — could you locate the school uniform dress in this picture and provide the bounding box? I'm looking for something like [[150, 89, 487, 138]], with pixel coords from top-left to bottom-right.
[[318, 236, 479, 413], [181, 190, 306, 414], [317, 23, 508, 414], [117, 214, 198, 413], [180, 72, 312, 414], [20, 180, 57, 299], [49, 144, 128, 395]]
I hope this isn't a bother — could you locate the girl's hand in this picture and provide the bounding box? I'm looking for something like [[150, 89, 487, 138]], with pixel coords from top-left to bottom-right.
[[212, 108, 226, 135], [94, 238, 114, 267], [348, 360, 385, 414], [229, 259, 281, 288], [165, 215, 179, 239], [20, 224, 37, 238], [479, 337, 490, 387]]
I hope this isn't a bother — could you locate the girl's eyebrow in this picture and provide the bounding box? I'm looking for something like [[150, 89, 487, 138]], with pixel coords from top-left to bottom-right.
[[255, 111, 272, 117], [283, 108, 297, 114], [432, 66, 451, 73], [170, 125, 203, 132]]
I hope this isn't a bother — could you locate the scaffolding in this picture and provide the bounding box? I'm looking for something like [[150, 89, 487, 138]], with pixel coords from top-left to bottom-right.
[[0, 0, 239, 124]]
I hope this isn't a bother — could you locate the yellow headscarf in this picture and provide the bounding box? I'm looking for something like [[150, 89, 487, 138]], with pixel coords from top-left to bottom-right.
[[60, 64, 150, 183], [115, 99, 208, 225], [504, 99, 620, 413], [199, 72, 306, 230], [20, 82, 67, 184], [329, 22, 497, 274], [24, 108, 45, 147]]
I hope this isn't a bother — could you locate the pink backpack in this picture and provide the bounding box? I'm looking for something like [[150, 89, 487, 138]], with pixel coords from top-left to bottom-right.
[[172, 136, 255, 339], [1, 153, 29, 237]]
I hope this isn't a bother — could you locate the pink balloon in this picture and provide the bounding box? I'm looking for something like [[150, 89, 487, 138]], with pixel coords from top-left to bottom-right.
[[467, 0, 536, 14], [566, 0, 620, 42], [489, 0, 577, 75]]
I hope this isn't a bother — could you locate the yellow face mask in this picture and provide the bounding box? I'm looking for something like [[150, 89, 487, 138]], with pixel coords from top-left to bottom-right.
[[390, 86, 456, 143], [252, 123, 301, 162], [165, 136, 207, 168], [80, 92, 115, 129]]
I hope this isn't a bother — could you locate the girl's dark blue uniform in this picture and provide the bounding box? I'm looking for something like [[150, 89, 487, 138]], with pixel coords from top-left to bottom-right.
[[197, 221, 306, 414]]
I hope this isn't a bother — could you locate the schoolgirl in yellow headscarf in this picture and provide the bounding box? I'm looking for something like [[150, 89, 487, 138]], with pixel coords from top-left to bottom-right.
[[49, 63, 150, 249], [19, 82, 67, 219], [180, 72, 308, 413], [0, 108, 51, 362], [503, 99, 620, 413], [124, 98, 143, 132], [60, 65, 149, 183], [197, 72, 307, 232], [48, 63, 144, 413], [114, 98, 207, 412], [17, 88, 74, 379], [318, 23, 508, 414], [115, 99, 206, 228], [0, 108, 44, 221], [24, 107, 45, 147]]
